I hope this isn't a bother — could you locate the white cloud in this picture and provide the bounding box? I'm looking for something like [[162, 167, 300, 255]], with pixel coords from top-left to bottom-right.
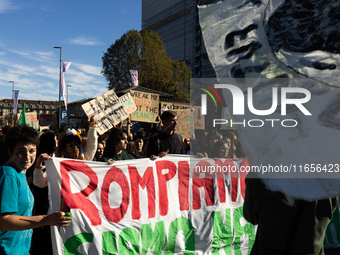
[[19, 91, 57, 101], [10, 49, 29, 56], [0, 0, 21, 13], [0, 47, 107, 102], [12, 64, 36, 73], [6, 48, 55, 63], [66, 36, 103, 46], [73, 63, 102, 76]]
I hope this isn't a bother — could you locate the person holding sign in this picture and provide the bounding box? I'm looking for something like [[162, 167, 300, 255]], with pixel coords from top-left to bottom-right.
[[147, 110, 185, 158], [0, 125, 71, 255], [33, 116, 98, 188], [56, 116, 98, 160]]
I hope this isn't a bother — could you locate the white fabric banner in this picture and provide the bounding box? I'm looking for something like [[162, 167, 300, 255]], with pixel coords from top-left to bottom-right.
[[45, 156, 255, 254]]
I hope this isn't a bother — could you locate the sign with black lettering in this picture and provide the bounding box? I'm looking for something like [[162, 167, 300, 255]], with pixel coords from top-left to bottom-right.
[[130, 91, 159, 123], [81, 90, 130, 134]]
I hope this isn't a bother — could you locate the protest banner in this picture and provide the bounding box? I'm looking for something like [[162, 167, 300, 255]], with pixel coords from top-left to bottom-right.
[[81, 90, 130, 135], [46, 156, 255, 254], [130, 91, 159, 123]]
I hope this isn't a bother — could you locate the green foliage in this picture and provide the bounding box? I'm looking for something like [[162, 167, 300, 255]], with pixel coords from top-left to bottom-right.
[[102, 30, 142, 91], [102, 30, 192, 102]]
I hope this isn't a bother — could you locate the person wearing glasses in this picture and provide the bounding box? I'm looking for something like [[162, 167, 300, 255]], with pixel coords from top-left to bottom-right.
[[0, 125, 71, 255]]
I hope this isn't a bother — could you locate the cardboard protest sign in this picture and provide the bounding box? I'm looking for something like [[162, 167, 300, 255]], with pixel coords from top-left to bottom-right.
[[82, 90, 129, 135], [26, 112, 38, 130], [174, 109, 191, 139], [160, 102, 173, 111], [192, 106, 205, 130], [46, 156, 255, 255], [39, 114, 56, 127], [160, 102, 190, 111], [119, 92, 137, 115], [199, 0, 340, 200], [130, 91, 159, 123]]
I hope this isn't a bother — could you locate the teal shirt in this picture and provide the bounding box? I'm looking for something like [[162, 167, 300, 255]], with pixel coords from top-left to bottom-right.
[[0, 164, 34, 255]]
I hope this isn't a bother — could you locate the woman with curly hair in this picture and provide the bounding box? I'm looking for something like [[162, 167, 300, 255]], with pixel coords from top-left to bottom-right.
[[0, 125, 70, 254]]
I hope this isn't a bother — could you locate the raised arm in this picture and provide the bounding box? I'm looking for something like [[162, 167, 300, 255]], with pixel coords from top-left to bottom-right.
[[33, 153, 49, 188], [83, 116, 98, 161]]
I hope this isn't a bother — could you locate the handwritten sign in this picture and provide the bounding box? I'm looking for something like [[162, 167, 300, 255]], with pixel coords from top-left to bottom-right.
[[130, 91, 159, 123], [119, 92, 137, 115], [160, 102, 190, 111], [26, 112, 38, 130], [81, 90, 129, 135], [39, 114, 56, 127], [174, 109, 192, 139], [193, 106, 205, 130]]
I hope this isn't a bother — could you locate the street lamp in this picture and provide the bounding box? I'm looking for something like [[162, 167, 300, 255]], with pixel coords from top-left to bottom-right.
[[9, 81, 14, 125], [54, 46, 62, 128], [67, 85, 71, 105]]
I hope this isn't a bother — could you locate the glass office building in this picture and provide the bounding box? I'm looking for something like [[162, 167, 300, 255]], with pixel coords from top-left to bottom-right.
[[142, 0, 218, 78]]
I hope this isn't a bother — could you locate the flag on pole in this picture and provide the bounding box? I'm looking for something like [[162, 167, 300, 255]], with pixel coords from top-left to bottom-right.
[[13, 90, 19, 114], [60, 61, 72, 110], [60, 72, 65, 96], [130, 70, 138, 86], [17, 103, 27, 125], [63, 61, 72, 72]]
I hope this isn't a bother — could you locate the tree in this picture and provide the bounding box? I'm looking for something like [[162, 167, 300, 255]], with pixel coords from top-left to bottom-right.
[[102, 30, 142, 91], [102, 30, 192, 102]]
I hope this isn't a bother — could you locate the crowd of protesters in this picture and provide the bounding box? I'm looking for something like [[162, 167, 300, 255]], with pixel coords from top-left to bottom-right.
[[2, 109, 336, 255], [0, 110, 247, 254], [0, 108, 336, 255]]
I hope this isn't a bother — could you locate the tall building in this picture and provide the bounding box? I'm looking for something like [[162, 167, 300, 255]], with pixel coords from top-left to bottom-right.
[[142, 0, 218, 78]]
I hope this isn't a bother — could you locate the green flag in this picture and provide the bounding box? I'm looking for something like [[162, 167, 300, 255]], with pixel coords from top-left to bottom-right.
[[17, 103, 27, 125]]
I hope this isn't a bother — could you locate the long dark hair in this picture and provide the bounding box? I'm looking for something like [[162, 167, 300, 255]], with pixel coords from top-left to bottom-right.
[[38, 131, 57, 156], [105, 128, 127, 154], [211, 140, 228, 158]]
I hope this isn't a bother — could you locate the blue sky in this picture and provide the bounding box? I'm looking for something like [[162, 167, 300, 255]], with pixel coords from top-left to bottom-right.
[[0, 0, 141, 103]]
